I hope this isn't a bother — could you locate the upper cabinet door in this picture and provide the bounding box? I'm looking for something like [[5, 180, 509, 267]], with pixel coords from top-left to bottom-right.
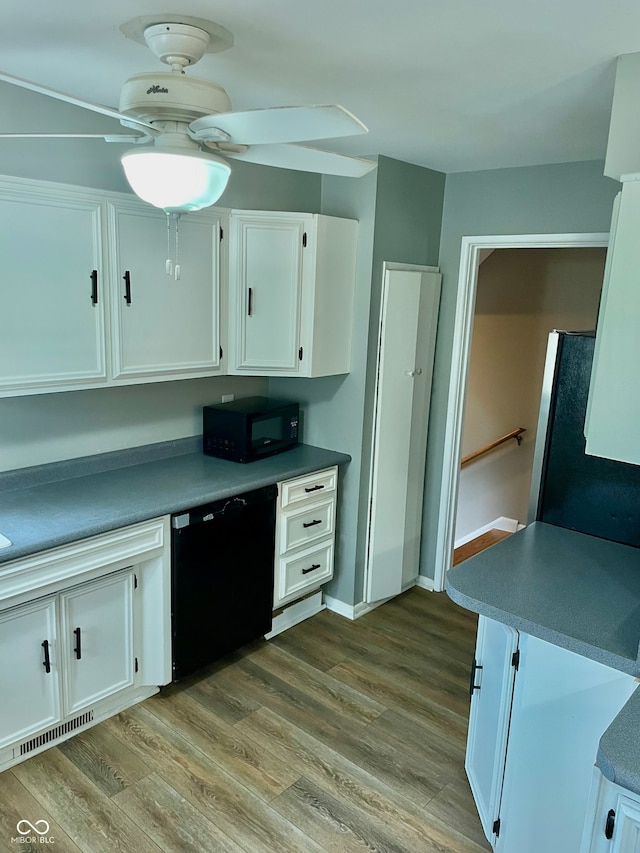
[[109, 202, 223, 380], [0, 183, 107, 395], [229, 212, 305, 374], [586, 181, 640, 465]]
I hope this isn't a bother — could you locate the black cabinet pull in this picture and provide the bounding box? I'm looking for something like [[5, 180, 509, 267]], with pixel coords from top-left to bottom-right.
[[247, 287, 253, 316], [123, 270, 132, 305], [90, 269, 98, 305], [605, 809, 616, 840], [73, 627, 82, 660], [42, 640, 51, 674], [303, 519, 322, 529], [302, 563, 321, 575], [469, 657, 483, 697], [304, 484, 324, 493]]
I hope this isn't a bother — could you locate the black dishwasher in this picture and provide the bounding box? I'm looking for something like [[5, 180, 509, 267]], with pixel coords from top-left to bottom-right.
[[171, 484, 277, 681]]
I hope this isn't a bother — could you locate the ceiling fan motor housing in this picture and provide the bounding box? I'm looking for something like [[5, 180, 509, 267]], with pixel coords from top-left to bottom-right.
[[119, 73, 232, 123]]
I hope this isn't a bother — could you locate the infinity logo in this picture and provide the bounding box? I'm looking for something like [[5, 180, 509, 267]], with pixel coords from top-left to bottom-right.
[[16, 820, 50, 835]]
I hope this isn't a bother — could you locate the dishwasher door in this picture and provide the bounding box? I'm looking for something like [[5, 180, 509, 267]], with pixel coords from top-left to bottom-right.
[[171, 484, 277, 681]]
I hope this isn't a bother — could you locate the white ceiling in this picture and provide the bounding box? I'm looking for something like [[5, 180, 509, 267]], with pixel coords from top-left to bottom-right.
[[2, 0, 640, 174]]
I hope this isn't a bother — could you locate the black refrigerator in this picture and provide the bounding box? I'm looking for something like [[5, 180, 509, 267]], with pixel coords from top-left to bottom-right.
[[529, 331, 640, 547]]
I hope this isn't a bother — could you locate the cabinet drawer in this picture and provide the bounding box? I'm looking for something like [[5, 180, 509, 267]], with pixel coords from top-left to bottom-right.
[[280, 467, 337, 509], [280, 498, 335, 554], [276, 539, 334, 604]]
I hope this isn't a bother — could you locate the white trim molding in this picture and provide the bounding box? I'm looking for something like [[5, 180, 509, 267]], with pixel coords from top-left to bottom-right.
[[454, 516, 521, 550], [415, 575, 435, 592], [432, 232, 609, 593]]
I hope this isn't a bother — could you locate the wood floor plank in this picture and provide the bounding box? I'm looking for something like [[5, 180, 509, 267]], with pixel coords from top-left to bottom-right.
[[112, 772, 244, 853], [0, 771, 83, 853], [185, 670, 262, 724], [57, 723, 152, 797], [11, 748, 163, 853], [247, 641, 387, 724], [237, 706, 488, 851], [423, 778, 492, 849], [328, 659, 469, 745], [269, 619, 350, 671], [103, 704, 324, 853], [146, 688, 298, 801], [273, 775, 413, 853], [453, 530, 512, 566]]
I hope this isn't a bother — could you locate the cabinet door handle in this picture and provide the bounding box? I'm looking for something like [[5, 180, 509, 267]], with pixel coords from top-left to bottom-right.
[[469, 657, 483, 697], [303, 519, 323, 528], [605, 809, 616, 840], [302, 563, 321, 575], [73, 627, 82, 660], [304, 484, 324, 493], [90, 269, 98, 305], [123, 270, 132, 305], [41, 639, 51, 674], [247, 287, 253, 316]]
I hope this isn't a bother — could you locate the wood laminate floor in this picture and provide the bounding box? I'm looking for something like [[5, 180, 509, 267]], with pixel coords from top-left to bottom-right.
[[453, 529, 512, 566], [0, 588, 490, 853]]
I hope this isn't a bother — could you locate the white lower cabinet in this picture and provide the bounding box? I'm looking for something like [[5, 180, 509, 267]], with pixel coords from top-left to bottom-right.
[[273, 467, 337, 609], [60, 570, 135, 715], [0, 598, 61, 750], [466, 616, 636, 851], [0, 517, 171, 771], [583, 772, 640, 853]]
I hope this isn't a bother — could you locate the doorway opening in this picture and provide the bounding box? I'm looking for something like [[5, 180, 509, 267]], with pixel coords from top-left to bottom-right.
[[433, 233, 609, 589]]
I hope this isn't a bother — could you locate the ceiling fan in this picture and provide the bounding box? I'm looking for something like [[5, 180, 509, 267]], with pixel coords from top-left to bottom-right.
[[0, 14, 376, 213]]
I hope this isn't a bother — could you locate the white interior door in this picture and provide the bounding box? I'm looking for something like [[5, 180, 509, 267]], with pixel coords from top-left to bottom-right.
[[365, 265, 441, 603]]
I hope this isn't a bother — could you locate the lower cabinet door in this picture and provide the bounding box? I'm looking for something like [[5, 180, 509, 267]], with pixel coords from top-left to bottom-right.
[[0, 598, 61, 749], [583, 773, 640, 853], [60, 571, 135, 715], [465, 615, 519, 843]]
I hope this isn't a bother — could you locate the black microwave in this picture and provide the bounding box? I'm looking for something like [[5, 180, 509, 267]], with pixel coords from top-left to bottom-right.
[[203, 397, 299, 463]]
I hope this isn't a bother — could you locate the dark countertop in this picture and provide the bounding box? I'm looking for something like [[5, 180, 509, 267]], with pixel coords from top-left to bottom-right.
[[0, 440, 350, 565], [597, 687, 640, 796], [446, 521, 640, 676]]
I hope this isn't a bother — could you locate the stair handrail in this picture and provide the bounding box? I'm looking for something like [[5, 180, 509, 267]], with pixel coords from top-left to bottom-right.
[[461, 427, 526, 468]]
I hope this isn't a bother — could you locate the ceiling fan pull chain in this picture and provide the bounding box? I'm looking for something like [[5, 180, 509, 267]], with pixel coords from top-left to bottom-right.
[[174, 215, 181, 281], [165, 213, 173, 276]]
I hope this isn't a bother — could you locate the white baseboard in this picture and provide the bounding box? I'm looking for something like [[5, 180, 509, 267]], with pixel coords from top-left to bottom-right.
[[454, 516, 522, 549], [324, 594, 385, 620], [415, 575, 435, 591], [265, 591, 324, 638]]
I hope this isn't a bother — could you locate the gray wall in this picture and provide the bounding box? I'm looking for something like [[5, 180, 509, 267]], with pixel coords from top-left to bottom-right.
[[420, 160, 621, 579], [0, 87, 321, 471]]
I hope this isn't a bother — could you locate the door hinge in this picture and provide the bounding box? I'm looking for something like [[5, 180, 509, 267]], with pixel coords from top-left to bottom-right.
[[134, 573, 138, 589], [492, 818, 501, 837], [134, 657, 139, 673], [511, 649, 520, 671], [219, 226, 224, 241], [298, 346, 303, 361], [219, 345, 223, 359], [302, 231, 307, 248]]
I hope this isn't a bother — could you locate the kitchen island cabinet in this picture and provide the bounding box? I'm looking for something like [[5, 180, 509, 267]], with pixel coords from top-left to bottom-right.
[[447, 522, 640, 852]]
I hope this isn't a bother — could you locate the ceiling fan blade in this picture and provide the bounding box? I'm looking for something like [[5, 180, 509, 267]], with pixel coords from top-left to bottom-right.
[[224, 143, 376, 178], [0, 133, 146, 142], [190, 105, 368, 145], [0, 71, 157, 134]]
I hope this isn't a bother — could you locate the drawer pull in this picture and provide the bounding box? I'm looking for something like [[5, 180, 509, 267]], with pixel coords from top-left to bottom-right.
[[74, 627, 82, 660], [302, 563, 321, 575], [42, 639, 51, 674], [303, 519, 323, 529], [304, 484, 324, 493]]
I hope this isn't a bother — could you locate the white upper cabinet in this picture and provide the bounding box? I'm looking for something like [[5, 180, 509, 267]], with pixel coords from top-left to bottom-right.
[[229, 210, 357, 377], [109, 202, 223, 380], [586, 180, 640, 465], [0, 180, 107, 395]]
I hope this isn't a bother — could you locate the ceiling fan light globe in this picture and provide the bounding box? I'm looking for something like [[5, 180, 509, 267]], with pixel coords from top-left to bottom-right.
[[121, 147, 230, 214]]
